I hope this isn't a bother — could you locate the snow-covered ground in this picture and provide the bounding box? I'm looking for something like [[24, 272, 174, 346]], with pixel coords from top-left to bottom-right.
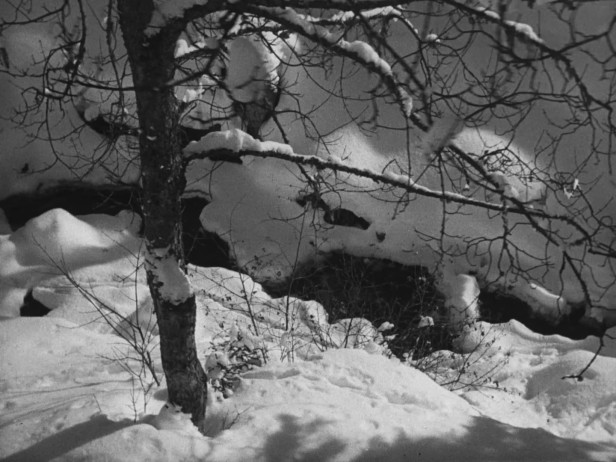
[[1, 210, 615, 462]]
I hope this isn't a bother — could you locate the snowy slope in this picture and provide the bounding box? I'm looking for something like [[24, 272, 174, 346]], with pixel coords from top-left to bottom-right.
[[1, 210, 615, 461]]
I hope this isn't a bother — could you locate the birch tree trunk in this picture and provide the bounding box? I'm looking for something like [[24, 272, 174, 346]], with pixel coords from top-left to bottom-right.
[[118, 0, 207, 432]]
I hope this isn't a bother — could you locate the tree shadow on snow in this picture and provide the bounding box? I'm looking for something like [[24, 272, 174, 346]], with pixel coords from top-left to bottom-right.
[[3, 414, 133, 462], [261, 413, 613, 462], [261, 414, 348, 462], [354, 416, 614, 462]]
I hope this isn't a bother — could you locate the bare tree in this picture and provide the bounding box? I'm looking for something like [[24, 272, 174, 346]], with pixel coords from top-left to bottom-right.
[[1, 0, 614, 432]]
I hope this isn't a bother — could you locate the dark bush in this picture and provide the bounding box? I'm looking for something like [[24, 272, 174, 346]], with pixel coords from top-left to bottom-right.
[[266, 253, 451, 359]]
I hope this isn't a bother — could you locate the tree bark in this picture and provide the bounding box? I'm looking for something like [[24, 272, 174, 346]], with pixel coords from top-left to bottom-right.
[[118, 0, 207, 432]]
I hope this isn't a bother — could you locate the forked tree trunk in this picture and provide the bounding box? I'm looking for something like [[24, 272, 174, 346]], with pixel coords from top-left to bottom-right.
[[118, 0, 207, 432]]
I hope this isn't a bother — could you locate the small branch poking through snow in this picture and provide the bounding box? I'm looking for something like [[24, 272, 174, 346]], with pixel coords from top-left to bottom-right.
[[562, 334, 605, 382]]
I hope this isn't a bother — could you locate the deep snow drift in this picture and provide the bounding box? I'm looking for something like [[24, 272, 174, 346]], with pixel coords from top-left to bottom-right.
[[1, 209, 615, 461]]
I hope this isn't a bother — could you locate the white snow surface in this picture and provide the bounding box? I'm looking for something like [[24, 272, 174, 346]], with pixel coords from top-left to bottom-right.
[[0, 209, 615, 461], [187, 125, 616, 327], [0, 209, 143, 319]]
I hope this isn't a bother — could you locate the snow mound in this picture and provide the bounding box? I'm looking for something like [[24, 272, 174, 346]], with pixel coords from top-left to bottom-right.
[[151, 402, 202, 436], [0, 209, 143, 318], [436, 320, 616, 444], [8, 346, 613, 462], [1, 209, 615, 461]]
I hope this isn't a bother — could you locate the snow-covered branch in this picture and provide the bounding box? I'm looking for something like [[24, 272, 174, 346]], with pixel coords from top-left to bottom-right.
[[441, 0, 613, 117], [226, 0, 408, 9], [226, 4, 413, 118], [183, 129, 594, 246]]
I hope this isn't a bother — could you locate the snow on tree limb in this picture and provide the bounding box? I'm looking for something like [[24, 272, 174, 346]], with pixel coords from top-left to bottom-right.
[[185, 128, 294, 155], [444, 1, 544, 43], [329, 6, 403, 23], [146, 0, 409, 35], [183, 129, 585, 233], [231, 0, 414, 9], [227, 4, 413, 117]]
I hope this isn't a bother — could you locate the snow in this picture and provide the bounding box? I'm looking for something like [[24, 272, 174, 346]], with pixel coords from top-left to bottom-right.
[[424, 33, 441, 43], [0, 208, 143, 318], [185, 129, 294, 156], [1, 3, 616, 459], [401, 92, 413, 116], [329, 6, 402, 23], [378, 321, 395, 332], [0, 0, 591, 340], [417, 315, 435, 328], [1, 209, 616, 461], [345, 40, 392, 75], [0, 6, 140, 199], [452, 127, 546, 203], [421, 116, 462, 159], [224, 36, 283, 104], [438, 320, 616, 443], [505, 20, 543, 43], [189, 123, 616, 330], [151, 402, 202, 435], [146, 247, 193, 304], [438, 271, 481, 333], [383, 170, 414, 185], [472, 6, 543, 43]]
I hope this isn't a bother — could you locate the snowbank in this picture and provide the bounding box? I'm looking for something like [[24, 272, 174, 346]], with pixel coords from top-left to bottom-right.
[[2, 316, 615, 461], [188, 126, 616, 329], [1, 209, 615, 461], [0, 209, 144, 320]]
